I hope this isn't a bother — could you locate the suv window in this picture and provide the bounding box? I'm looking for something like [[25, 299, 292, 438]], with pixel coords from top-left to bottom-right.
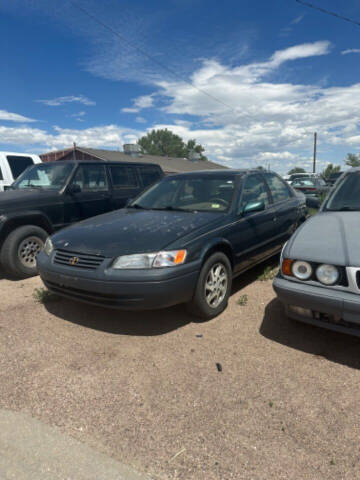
[[265, 173, 291, 203], [138, 166, 161, 187], [6, 155, 34, 179], [239, 174, 270, 212], [109, 165, 138, 188], [72, 165, 108, 191]]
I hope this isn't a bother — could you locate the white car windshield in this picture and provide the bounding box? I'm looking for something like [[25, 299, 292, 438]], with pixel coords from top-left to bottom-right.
[[326, 172, 360, 211]]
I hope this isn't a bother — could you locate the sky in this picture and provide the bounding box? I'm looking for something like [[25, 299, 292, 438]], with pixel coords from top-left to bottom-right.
[[0, 0, 360, 174]]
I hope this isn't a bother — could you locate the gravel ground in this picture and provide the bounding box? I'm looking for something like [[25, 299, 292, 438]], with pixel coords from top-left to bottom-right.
[[1, 265, 360, 480]]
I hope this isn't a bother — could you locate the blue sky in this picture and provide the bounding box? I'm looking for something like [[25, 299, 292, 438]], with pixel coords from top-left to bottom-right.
[[0, 0, 360, 173]]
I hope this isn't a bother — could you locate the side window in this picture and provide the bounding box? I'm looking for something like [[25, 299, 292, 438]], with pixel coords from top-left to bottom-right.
[[6, 155, 34, 179], [239, 174, 270, 212], [71, 165, 108, 191], [109, 165, 138, 188], [265, 173, 291, 203], [138, 166, 161, 187]]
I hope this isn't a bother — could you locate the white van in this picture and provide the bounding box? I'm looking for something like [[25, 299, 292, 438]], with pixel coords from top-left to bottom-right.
[[0, 152, 42, 191]]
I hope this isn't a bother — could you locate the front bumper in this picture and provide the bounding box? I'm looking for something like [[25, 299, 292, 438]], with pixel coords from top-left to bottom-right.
[[37, 251, 200, 310], [273, 276, 360, 337]]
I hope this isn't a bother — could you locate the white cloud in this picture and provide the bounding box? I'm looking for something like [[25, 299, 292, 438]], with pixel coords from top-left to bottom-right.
[[37, 95, 95, 106], [341, 49, 360, 55], [291, 14, 305, 25], [135, 116, 147, 123], [0, 109, 35, 122], [122, 94, 154, 113]]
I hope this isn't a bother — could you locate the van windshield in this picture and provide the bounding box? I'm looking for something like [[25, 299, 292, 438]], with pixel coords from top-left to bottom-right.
[[12, 163, 74, 190], [130, 176, 236, 212]]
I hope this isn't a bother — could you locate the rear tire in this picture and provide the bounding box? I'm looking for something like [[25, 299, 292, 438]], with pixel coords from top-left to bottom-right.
[[0, 225, 48, 279], [187, 252, 232, 320]]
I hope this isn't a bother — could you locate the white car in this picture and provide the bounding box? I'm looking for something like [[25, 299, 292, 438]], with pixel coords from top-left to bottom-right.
[[0, 152, 42, 191]]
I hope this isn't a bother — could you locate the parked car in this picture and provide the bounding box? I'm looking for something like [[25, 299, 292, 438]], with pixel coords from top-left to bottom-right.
[[0, 151, 42, 191], [0, 160, 163, 278], [274, 168, 360, 336], [286, 172, 319, 184], [37, 169, 306, 319], [291, 176, 329, 208]]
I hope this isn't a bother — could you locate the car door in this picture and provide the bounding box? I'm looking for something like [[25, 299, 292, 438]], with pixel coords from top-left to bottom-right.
[[227, 173, 277, 273], [263, 172, 299, 248], [108, 164, 142, 210], [64, 164, 111, 223]]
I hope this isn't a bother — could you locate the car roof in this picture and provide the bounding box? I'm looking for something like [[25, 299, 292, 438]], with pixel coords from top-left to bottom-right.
[[163, 169, 279, 179]]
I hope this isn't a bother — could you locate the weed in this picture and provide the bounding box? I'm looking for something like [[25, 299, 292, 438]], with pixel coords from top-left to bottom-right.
[[33, 288, 59, 304], [269, 401, 273, 408], [237, 294, 248, 306], [258, 266, 279, 281], [330, 459, 335, 466]]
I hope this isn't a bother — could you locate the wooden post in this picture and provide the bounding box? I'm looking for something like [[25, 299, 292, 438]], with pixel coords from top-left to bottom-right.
[[313, 132, 317, 173]]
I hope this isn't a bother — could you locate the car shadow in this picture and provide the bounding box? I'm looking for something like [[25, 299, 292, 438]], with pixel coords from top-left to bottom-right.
[[44, 299, 192, 336], [260, 298, 360, 370], [231, 255, 280, 295]]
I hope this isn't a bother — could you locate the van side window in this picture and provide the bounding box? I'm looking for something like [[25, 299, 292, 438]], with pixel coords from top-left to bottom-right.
[[138, 166, 161, 187], [6, 155, 34, 179], [72, 165, 108, 191], [109, 165, 138, 188]]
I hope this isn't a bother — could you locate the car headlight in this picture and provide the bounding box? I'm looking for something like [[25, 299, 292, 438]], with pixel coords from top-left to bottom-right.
[[316, 264, 339, 285], [44, 237, 54, 256], [112, 250, 187, 269], [292, 260, 312, 280]]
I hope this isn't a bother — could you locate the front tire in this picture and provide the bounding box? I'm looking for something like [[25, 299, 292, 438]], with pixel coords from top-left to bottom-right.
[[187, 252, 232, 319], [0, 225, 48, 279]]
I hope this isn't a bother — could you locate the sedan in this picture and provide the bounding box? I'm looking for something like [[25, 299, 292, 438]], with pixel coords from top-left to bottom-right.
[[291, 176, 329, 208], [37, 169, 305, 319], [274, 168, 360, 336]]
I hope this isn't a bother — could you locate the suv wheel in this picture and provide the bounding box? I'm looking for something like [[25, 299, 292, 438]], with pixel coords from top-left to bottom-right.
[[0, 225, 48, 279], [187, 252, 232, 319]]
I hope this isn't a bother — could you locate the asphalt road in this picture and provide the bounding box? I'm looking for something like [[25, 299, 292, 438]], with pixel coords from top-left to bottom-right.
[[1, 266, 360, 480]]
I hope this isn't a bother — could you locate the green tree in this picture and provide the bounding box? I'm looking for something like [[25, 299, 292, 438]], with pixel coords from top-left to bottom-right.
[[322, 163, 341, 179], [288, 167, 306, 175], [345, 153, 360, 168], [138, 129, 207, 160]]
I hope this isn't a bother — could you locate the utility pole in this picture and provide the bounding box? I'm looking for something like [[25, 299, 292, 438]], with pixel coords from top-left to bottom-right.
[[313, 132, 317, 173]]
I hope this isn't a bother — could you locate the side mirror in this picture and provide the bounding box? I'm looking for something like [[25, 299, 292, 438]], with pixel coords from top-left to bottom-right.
[[242, 200, 265, 215], [66, 184, 81, 195]]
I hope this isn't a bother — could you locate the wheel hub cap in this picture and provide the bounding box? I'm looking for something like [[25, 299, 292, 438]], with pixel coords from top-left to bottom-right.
[[204, 262, 228, 308], [18, 236, 44, 268]]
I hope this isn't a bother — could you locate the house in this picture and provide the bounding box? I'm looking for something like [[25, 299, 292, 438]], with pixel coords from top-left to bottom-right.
[[40, 144, 226, 174]]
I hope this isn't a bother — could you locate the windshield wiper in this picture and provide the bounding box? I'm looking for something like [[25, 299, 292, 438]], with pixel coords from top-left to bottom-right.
[[127, 203, 149, 210], [328, 205, 360, 211], [152, 206, 193, 212]]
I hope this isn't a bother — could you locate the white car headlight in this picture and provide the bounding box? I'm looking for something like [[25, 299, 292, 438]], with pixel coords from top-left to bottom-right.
[[112, 250, 187, 269], [292, 260, 312, 280], [316, 264, 339, 285], [44, 237, 54, 256]]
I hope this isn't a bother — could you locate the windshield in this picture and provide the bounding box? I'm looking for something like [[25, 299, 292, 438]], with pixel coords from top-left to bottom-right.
[[326, 172, 360, 211], [12, 163, 74, 190], [130, 176, 236, 212]]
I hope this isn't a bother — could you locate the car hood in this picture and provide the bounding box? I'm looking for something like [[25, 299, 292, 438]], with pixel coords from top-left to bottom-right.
[[0, 189, 58, 212], [286, 211, 360, 267], [52, 208, 224, 257]]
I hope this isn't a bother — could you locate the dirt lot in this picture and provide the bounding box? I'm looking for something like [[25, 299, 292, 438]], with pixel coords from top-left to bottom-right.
[[1, 264, 360, 480]]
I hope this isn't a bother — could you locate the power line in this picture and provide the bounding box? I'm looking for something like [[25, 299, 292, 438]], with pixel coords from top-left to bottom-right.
[[295, 0, 360, 27], [67, 0, 239, 115]]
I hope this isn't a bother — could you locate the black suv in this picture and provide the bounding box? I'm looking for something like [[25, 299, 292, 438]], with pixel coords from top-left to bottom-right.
[[0, 160, 163, 278]]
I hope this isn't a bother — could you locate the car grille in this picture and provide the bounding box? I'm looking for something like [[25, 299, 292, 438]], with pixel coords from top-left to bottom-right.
[[53, 249, 105, 270]]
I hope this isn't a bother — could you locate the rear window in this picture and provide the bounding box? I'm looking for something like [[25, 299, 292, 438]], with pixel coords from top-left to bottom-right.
[[292, 178, 315, 187], [138, 166, 161, 187], [6, 155, 34, 179], [109, 165, 138, 188]]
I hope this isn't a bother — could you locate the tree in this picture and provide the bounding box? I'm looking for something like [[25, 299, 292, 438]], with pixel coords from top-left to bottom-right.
[[288, 167, 306, 175], [322, 163, 341, 179], [345, 153, 360, 168], [138, 129, 207, 160]]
